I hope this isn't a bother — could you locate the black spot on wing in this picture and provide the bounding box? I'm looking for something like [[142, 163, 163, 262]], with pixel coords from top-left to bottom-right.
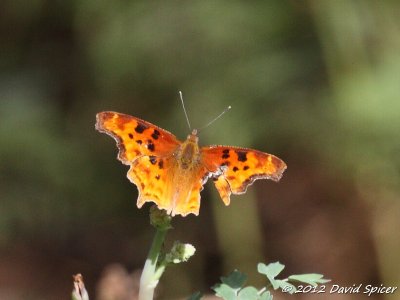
[[147, 139, 155, 151], [128, 133, 134, 139], [136, 140, 142, 145], [155, 175, 160, 180], [151, 129, 160, 140], [135, 123, 148, 133], [148, 143, 155, 151], [158, 160, 164, 169], [222, 152, 230, 159], [243, 165, 249, 170], [149, 156, 157, 165], [236, 151, 248, 162], [233, 166, 239, 172]]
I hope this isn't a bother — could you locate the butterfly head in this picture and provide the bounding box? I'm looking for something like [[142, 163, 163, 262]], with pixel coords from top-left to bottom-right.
[[187, 129, 199, 143]]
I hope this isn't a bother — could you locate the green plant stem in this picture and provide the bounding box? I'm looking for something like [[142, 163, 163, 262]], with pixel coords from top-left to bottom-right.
[[138, 228, 168, 300]]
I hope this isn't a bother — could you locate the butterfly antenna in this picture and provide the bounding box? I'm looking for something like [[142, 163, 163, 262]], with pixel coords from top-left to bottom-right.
[[198, 105, 232, 133], [179, 91, 191, 130]]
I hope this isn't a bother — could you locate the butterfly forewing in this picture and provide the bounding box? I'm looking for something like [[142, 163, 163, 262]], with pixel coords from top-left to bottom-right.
[[95, 111, 180, 164]]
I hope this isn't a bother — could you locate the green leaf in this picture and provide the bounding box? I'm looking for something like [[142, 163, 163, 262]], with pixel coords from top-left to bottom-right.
[[220, 270, 247, 290], [257, 262, 285, 289], [260, 291, 273, 300], [288, 274, 330, 287], [257, 262, 285, 278], [212, 271, 247, 300], [238, 286, 259, 299], [187, 291, 203, 300], [213, 283, 237, 300]]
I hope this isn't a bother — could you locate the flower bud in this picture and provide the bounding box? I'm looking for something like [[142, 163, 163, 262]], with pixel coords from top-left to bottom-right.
[[166, 242, 196, 264]]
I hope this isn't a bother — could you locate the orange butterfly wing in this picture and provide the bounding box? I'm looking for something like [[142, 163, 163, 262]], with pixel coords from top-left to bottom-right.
[[201, 146, 287, 205], [96, 111, 184, 212], [96, 111, 180, 163], [126, 153, 209, 216]]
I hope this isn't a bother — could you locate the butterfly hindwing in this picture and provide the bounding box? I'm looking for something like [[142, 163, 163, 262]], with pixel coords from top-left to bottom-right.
[[201, 146, 287, 205], [127, 155, 174, 212], [127, 154, 210, 216]]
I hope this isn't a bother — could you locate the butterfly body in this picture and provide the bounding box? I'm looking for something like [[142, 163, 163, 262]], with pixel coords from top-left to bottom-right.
[[163, 132, 205, 215], [96, 111, 286, 217], [175, 130, 200, 170]]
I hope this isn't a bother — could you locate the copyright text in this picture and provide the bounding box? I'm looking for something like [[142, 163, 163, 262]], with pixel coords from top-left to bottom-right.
[[282, 284, 397, 296]]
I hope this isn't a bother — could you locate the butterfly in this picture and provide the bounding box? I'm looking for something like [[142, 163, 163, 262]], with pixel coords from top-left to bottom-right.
[[96, 111, 287, 217]]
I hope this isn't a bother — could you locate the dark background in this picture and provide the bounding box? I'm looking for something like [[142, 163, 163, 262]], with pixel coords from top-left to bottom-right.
[[1, 1, 399, 299]]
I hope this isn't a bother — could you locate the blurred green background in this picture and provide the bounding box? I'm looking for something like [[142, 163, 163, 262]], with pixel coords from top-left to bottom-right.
[[1, 1, 399, 299]]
